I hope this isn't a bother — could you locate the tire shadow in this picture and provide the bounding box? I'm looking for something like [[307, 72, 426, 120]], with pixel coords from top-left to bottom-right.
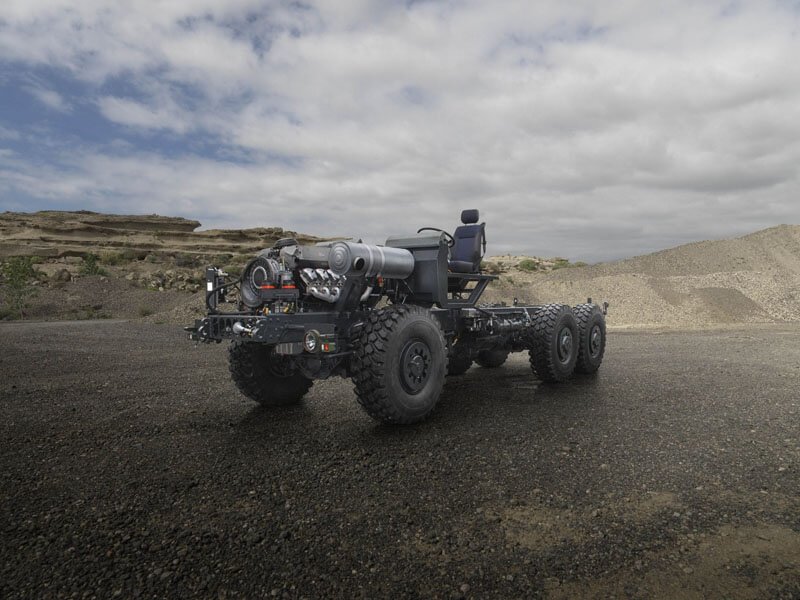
[[230, 364, 605, 442]]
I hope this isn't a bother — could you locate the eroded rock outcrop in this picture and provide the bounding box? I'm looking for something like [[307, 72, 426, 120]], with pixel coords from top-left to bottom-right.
[[0, 211, 324, 258]]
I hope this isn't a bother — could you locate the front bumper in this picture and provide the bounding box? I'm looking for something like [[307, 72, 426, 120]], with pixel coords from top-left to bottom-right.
[[187, 312, 345, 354]]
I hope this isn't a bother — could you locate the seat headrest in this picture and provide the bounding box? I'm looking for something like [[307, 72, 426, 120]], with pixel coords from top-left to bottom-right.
[[460, 209, 479, 224]]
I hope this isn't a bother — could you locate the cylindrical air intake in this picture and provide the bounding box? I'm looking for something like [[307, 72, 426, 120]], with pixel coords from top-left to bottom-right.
[[328, 242, 415, 279]]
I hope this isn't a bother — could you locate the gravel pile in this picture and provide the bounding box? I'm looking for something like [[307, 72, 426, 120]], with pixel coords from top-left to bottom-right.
[[484, 224, 800, 329]]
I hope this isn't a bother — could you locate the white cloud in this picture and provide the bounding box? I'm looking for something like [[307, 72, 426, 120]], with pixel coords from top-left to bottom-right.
[[24, 85, 70, 112], [1, 1, 800, 260], [97, 96, 190, 133]]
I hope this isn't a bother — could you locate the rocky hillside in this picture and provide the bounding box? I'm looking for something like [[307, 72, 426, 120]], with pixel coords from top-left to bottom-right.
[[0, 211, 328, 321], [485, 224, 800, 328], [0, 210, 324, 259]]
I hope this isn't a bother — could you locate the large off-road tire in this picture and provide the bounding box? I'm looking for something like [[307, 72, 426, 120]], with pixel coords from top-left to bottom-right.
[[476, 348, 509, 368], [527, 304, 579, 383], [573, 303, 607, 374], [447, 352, 472, 376], [352, 305, 447, 425], [228, 341, 312, 407]]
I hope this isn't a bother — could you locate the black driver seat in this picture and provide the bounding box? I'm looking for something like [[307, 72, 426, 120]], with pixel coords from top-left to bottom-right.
[[448, 209, 486, 273]]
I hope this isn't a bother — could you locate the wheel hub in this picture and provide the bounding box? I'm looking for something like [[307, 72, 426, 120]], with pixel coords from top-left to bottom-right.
[[589, 325, 602, 357], [400, 340, 432, 394], [409, 354, 425, 377], [557, 327, 573, 363]]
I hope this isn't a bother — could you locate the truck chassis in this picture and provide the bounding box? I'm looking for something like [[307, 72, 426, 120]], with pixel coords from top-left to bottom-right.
[[188, 210, 607, 424]]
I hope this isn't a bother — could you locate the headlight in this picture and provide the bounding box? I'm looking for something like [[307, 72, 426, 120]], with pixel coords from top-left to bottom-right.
[[303, 330, 321, 353]]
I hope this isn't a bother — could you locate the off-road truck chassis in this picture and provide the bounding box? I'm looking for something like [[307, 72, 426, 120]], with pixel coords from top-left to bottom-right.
[[188, 210, 607, 424]]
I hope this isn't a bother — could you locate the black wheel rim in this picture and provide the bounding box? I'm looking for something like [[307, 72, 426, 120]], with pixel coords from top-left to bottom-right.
[[557, 327, 574, 364], [589, 324, 603, 358], [400, 339, 432, 394]]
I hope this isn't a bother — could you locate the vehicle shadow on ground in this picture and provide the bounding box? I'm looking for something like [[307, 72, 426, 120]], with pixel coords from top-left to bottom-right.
[[229, 365, 604, 443]]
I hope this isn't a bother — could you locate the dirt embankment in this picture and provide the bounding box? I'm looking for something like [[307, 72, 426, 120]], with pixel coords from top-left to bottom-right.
[[484, 224, 800, 329]]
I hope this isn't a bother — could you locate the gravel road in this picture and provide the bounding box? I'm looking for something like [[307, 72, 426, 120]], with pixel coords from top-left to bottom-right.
[[1, 321, 799, 599]]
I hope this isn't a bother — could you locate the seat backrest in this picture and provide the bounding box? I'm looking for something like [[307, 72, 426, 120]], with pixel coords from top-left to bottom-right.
[[450, 209, 485, 273]]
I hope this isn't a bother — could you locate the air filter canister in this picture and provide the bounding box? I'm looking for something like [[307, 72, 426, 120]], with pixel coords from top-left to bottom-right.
[[328, 242, 415, 279]]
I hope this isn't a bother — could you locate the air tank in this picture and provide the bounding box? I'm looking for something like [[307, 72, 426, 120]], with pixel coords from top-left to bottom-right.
[[327, 242, 415, 279]]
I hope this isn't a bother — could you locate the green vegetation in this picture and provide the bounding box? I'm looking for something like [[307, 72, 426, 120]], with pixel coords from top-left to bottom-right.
[[210, 253, 233, 265], [551, 257, 587, 270], [101, 248, 138, 265], [517, 258, 540, 272], [138, 306, 155, 317], [551, 257, 570, 270], [218, 254, 251, 278], [174, 253, 200, 268], [222, 264, 245, 278], [80, 253, 107, 276], [1, 256, 39, 319]]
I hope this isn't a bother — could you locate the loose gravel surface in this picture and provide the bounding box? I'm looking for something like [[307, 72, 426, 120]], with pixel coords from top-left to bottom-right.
[[1, 321, 799, 599]]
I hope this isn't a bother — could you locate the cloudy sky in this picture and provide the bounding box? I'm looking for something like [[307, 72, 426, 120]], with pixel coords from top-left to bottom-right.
[[1, 1, 799, 261]]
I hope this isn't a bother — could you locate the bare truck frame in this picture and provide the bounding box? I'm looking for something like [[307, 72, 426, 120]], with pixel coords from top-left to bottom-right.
[[187, 209, 608, 424]]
